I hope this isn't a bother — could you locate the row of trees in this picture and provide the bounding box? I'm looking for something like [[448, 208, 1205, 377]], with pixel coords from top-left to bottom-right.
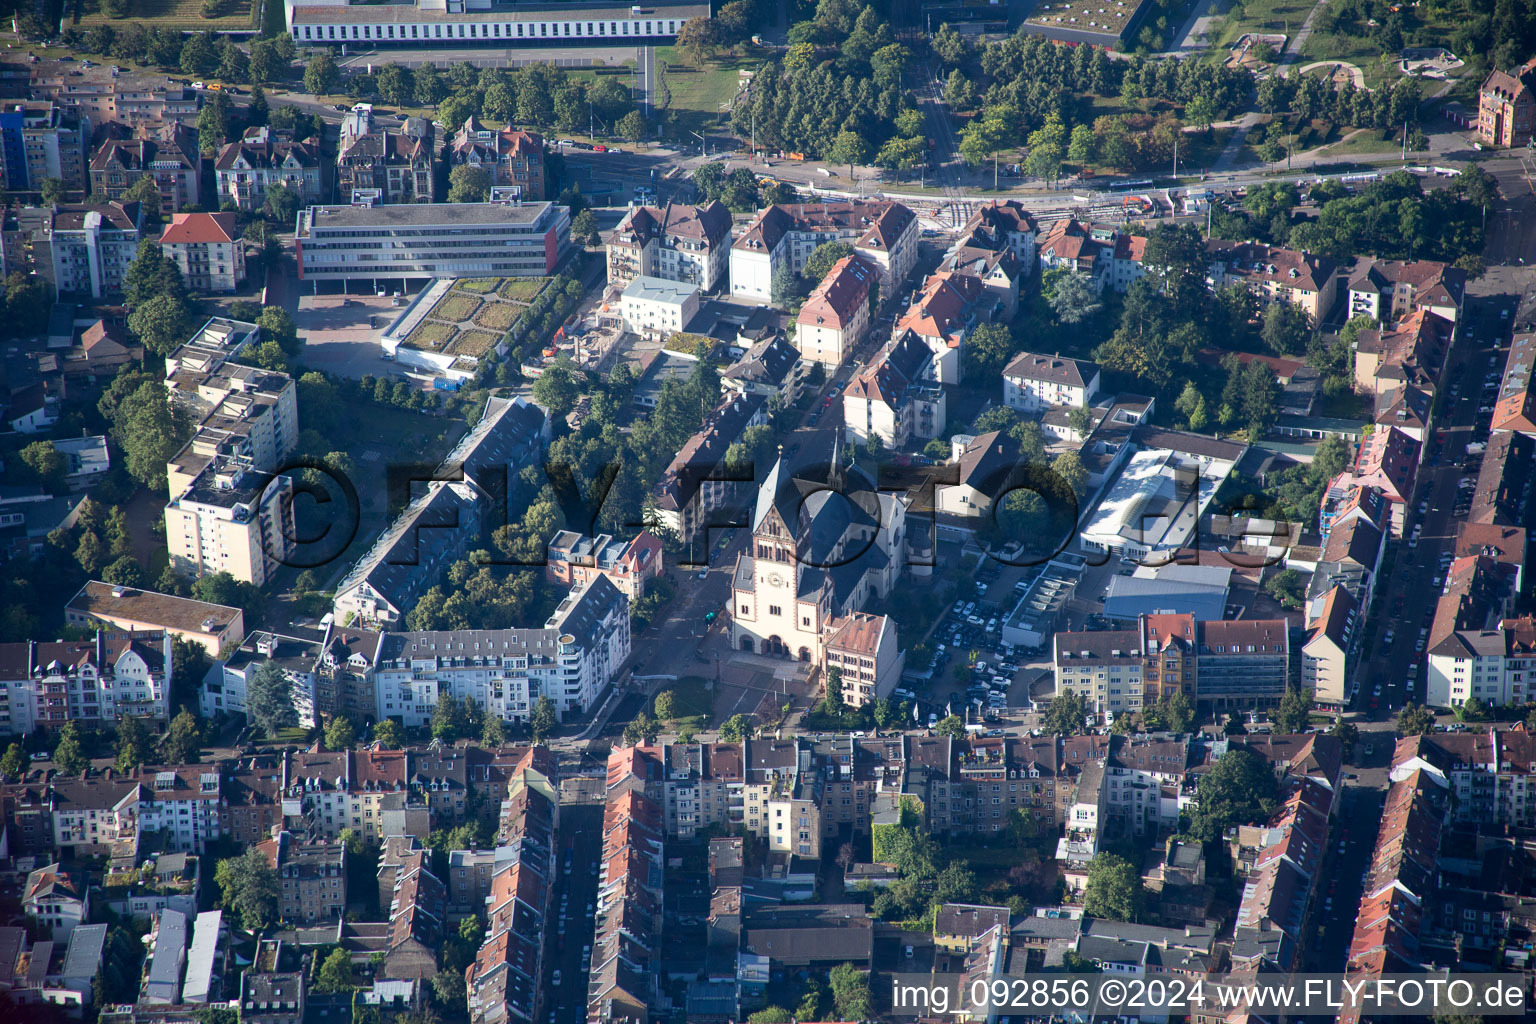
[[59, 24, 297, 88]]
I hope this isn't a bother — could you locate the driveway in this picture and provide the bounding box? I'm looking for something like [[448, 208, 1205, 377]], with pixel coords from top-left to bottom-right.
[[297, 293, 414, 379]]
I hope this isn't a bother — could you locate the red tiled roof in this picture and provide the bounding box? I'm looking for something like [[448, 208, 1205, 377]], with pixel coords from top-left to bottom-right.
[[160, 211, 238, 245]]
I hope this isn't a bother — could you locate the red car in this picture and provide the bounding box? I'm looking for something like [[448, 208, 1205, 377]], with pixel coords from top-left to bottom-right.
[[593, 144, 608, 153]]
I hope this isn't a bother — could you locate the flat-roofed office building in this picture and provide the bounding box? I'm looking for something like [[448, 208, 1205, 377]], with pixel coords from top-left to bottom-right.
[[295, 200, 569, 287]]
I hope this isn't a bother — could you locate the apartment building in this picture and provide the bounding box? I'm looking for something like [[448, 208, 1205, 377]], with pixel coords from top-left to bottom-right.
[[88, 120, 202, 213], [894, 270, 985, 384], [729, 199, 918, 300], [160, 212, 246, 294], [0, 101, 88, 192], [0, 630, 173, 735], [1478, 57, 1536, 148], [604, 200, 732, 293], [619, 274, 700, 338], [337, 104, 434, 204], [587, 772, 663, 1024], [1053, 629, 1144, 716], [22, 65, 200, 127], [447, 117, 544, 200], [49, 777, 139, 857], [1002, 351, 1101, 414], [544, 530, 664, 599], [960, 200, 1038, 269], [822, 612, 904, 709], [46, 199, 144, 299], [332, 395, 548, 627], [215, 126, 325, 212], [1353, 308, 1452, 400], [207, 630, 322, 727], [162, 318, 298, 586], [1425, 615, 1536, 709], [1346, 258, 1466, 324], [374, 576, 631, 726], [24, 863, 90, 942], [1392, 728, 1536, 829], [794, 254, 877, 368], [1302, 584, 1358, 706], [132, 765, 225, 853], [651, 391, 768, 543], [295, 200, 570, 284], [723, 334, 804, 404], [467, 787, 554, 1024], [842, 332, 945, 449], [256, 831, 347, 923], [1205, 240, 1338, 319]]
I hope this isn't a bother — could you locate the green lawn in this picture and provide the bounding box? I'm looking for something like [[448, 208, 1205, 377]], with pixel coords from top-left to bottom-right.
[[449, 330, 499, 358], [405, 321, 457, 351], [499, 278, 550, 302], [429, 293, 482, 323], [75, 0, 257, 30], [472, 302, 520, 331], [653, 46, 760, 139], [663, 676, 713, 719], [455, 278, 503, 294]]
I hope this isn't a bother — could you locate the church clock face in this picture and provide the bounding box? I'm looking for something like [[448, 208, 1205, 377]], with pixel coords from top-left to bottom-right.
[[769, 573, 784, 587]]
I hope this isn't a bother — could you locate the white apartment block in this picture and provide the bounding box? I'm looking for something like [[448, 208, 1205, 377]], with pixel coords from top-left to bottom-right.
[[1425, 616, 1536, 709], [604, 200, 732, 293], [373, 576, 631, 726], [134, 768, 225, 853], [160, 212, 247, 294], [1002, 352, 1101, 414], [619, 275, 700, 338], [0, 100, 90, 192], [47, 200, 143, 299], [729, 199, 918, 301], [285, 2, 701, 49]]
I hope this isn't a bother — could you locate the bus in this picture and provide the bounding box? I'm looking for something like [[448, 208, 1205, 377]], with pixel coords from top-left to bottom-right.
[[1107, 178, 1155, 191]]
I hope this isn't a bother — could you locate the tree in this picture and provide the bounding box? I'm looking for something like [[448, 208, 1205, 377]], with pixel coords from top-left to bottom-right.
[[1330, 720, 1359, 760], [623, 710, 659, 746], [965, 321, 1015, 379], [1263, 568, 1306, 609], [303, 52, 340, 97], [0, 742, 24, 780], [412, 64, 445, 107], [530, 695, 557, 742], [181, 32, 217, 77], [430, 694, 460, 743], [827, 130, 870, 180], [958, 110, 1011, 188], [263, 182, 299, 225], [123, 176, 164, 225], [1188, 749, 1279, 842], [447, 163, 492, 204], [53, 722, 89, 776], [828, 962, 873, 1021], [481, 714, 506, 746], [162, 710, 203, 764], [197, 92, 230, 153], [818, 664, 847, 717], [215, 848, 279, 931], [935, 715, 966, 738], [653, 690, 677, 720], [1042, 690, 1087, 735], [1053, 450, 1089, 500], [719, 713, 756, 742], [1049, 271, 1102, 324], [1456, 696, 1491, 723], [315, 948, 353, 993], [1261, 301, 1312, 356], [1024, 114, 1067, 185], [1400, 706, 1431, 736], [1069, 123, 1096, 166], [247, 660, 297, 738], [124, 238, 188, 307], [676, 15, 718, 65], [618, 110, 648, 143], [1084, 852, 1143, 921], [1272, 687, 1314, 733], [875, 134, 925, 173], [570, 209, 600, 248], [40, 178, 66, 205], [18, 441, 65, 490], [747, 1009, 792, 1024], [531, 357, 581, 417], [804, 241, 855, 284], [1142, 222, 1208, 316], [128, 294, 192, 357], [770, 260, 801, 308], [944, 69, 976, 109], [371, 719, 405, 749], [4, 271, 51, 337], [219, 40, 250, 85], [324, 716, 357, 750]]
